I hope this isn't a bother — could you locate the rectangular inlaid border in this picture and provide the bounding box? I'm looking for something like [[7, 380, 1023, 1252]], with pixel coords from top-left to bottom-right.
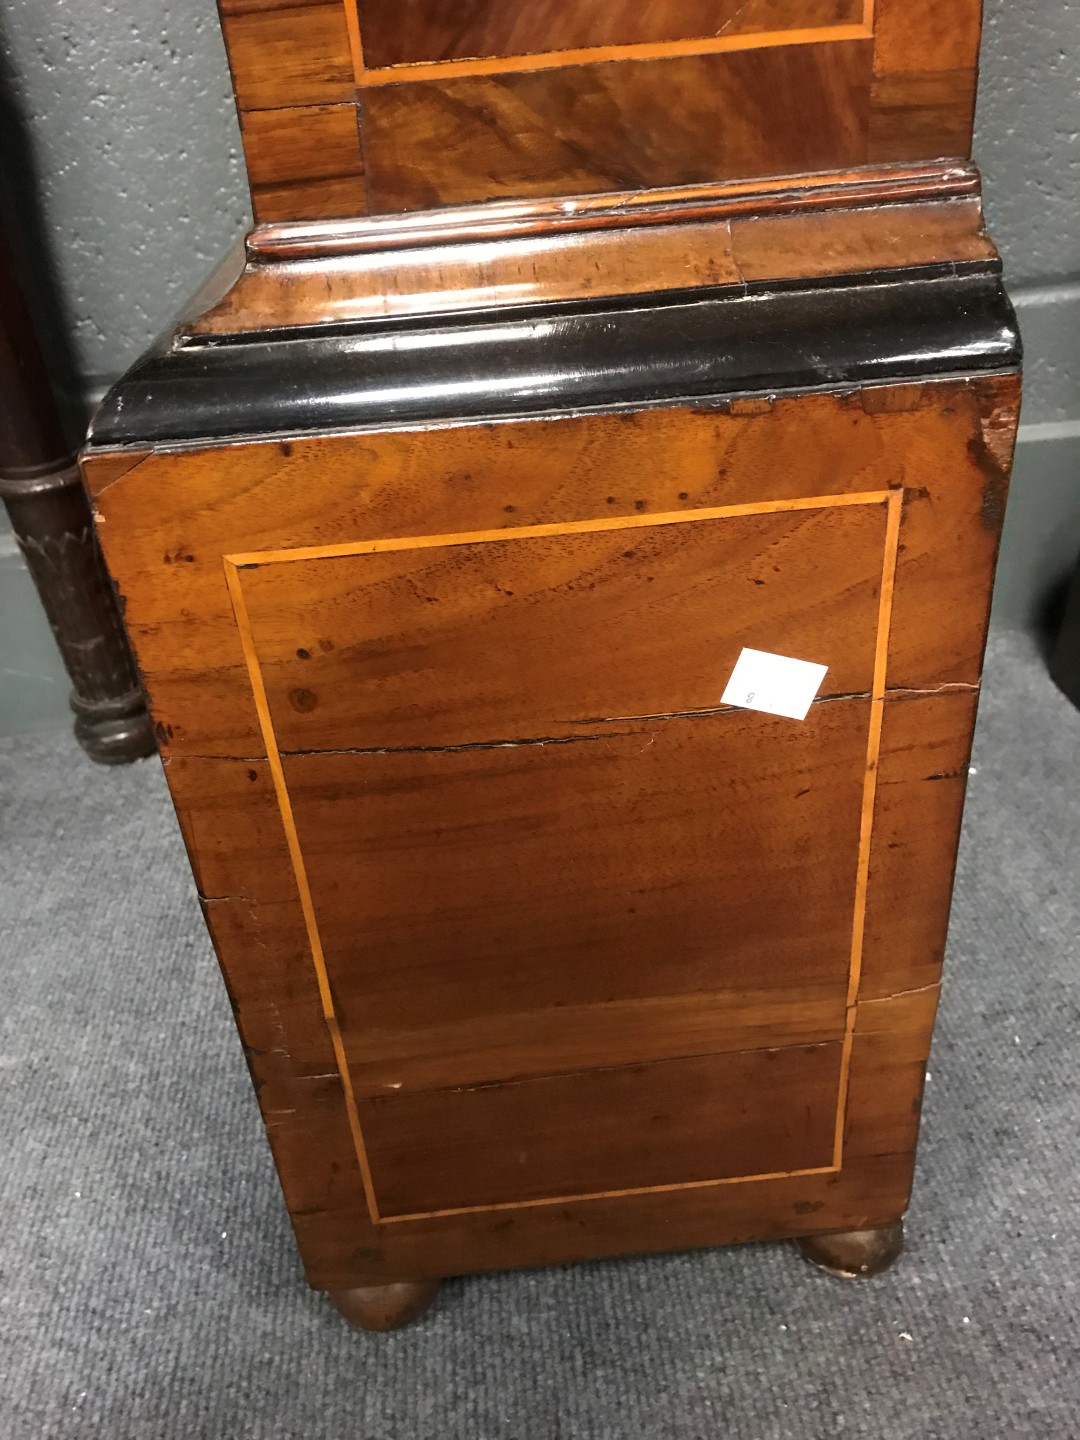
[[224, 487, 902, 1223], [345, 0, 876, 87]]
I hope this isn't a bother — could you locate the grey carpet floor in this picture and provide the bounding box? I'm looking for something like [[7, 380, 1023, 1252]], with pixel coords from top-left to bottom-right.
[[2, 628, 1078, 1440]]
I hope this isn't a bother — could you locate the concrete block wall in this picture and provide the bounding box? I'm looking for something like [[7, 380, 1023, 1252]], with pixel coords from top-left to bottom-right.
[[0, 0, 1077, 732]]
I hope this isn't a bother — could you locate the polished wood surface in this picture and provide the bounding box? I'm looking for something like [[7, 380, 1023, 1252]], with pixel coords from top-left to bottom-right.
[[360, 41, 872, 211], [870, 0, 982, 163], [240, 103, 365, 224], [361, 1043, 843, 1217], [85, 382, 1015, 760], [85, 369, 1019, 1289], [217, 0, 355, 111], [247, 162, 981, 257], [236, 498, 889, 750], [286, 704, 871, 1099], [193, 190, 994, 335], [215, 0, 985, 223]]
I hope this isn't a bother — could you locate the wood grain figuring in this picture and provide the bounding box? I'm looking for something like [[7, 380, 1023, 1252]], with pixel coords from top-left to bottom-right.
[[286, 1151, 915, 1286], [194, 825, 915, 1258], [87, 384, 1009, 764], [847, 487, 900, 1012], [218, 0, 355, 111], [175, 753, 858, 1126], [842, 983, 941, 1161], [360, 41, 873, 211], [355, 27, 874, 84], [195, 222, 741, 333], [234, 495, 890, 751], [360, 1044, 843, 1217], [356, 0, 866, 71], [872, 0, 982, 75], [828, 485, 900, 1162], [342, 987, 849, 1097], [215, 0, 984, 224], [227, 554, 894, 1223], [97, 0, 1012, 1303], [240, 104, 365, 223], [867, 0, 981, 163], [193, 195, 993, 336], [868, 71, 977, 164], [281, 970, 928, 1267], [730, 197, 993, 281]]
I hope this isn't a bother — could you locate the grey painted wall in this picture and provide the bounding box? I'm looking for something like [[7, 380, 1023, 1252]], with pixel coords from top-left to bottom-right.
[[0, 0, 246, 398], [0, 0, 1078, 733]]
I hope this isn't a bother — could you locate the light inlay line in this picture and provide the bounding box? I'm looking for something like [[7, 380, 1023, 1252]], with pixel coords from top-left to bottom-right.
[[832, 486, 903, 1168], [224, 559, 383, 1226], [227, 490, 893, 569], [345, 7, 874, 88], [378, 1164, 841, 1225], [343, 0, 366, 87]]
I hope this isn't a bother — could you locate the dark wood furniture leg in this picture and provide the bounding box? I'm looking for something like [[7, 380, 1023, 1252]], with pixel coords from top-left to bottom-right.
[[327, 1279, 441, 1332], [797, 1221, 905, 1279], [0, 227, 153, 764]]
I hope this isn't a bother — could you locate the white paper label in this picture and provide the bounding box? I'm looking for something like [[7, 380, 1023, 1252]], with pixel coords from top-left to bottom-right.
[[721, 647, 828, 721]]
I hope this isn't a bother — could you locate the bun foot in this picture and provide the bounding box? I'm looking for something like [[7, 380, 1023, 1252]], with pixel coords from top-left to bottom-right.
[[797, 1220, 904, 1279], [327, 1278, 440, 1332]]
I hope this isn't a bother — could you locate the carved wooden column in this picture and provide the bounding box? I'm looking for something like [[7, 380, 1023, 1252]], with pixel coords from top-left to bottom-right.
[[0, 227, 153, 763]]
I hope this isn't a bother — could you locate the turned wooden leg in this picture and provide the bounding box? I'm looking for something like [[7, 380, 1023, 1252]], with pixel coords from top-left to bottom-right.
[[327, 1279, 440, 1332], [0, 228, 154, 765], [797, 1220, 904, 1279]]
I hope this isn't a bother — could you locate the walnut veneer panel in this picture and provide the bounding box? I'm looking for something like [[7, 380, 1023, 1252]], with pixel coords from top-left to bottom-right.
[[360, 41, 873, 211], [868, 0, 982, 163], [356, 0, 864, 71], [216, 0, 985, 222]]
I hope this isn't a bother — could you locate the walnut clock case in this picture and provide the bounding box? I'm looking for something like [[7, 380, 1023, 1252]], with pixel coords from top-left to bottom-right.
[[82, 0, 1020, 1332]]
